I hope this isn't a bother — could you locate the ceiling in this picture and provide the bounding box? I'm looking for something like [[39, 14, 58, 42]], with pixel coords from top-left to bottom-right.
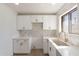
[[6, 3, 64, 14]]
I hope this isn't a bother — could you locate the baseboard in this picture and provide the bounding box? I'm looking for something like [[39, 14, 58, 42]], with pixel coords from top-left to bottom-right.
[[13, 53, 29, 56]]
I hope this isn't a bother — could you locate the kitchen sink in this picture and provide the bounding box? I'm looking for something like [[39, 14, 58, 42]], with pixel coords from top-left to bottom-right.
[[53, 40, 68, 46]]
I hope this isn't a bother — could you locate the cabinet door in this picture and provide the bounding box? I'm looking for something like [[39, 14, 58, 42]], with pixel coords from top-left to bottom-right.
[[17, 15, 32, 30], [31, 15, 43, 23], [56, 49, 61, 56], [43, 39, 48, 54], [48, 40, 52, 56], [43, 16, 49, 30], [13, 39, 30, 53], [51, 44, 56, 56], [48, 40, 57, 56], [17, 16, 25, 30], [43, 15, 57, 30], [24, 16, 32, 30]]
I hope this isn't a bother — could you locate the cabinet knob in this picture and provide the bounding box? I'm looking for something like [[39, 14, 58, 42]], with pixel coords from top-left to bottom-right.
[[23, 27, 25, 30], [35, 19, 38, 22], [50, 47, 51, 51], [20, 42, 23, 46], [49, 27, 51, 29]]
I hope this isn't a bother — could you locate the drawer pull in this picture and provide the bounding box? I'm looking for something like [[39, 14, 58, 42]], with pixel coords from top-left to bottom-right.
[[20, 42, 23, 46], [50, 47, 51, 51]]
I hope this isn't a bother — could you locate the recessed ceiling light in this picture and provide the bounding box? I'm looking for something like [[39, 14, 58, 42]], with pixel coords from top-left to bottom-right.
[[15, 3, 19, 5], [51, 3, 56, 5]]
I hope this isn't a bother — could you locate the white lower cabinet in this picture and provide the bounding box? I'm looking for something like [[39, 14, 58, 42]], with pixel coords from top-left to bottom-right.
[[13, 39, 31, 54], [48, 40, 62, 56], [48, 40, 52, 56], [48, 40, 56, 56], [56, 49, 61, 56], [51, 44, 56, 56], [43, 39, 48, 54]]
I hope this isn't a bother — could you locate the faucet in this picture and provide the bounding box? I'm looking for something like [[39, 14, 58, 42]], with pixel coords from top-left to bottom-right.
[[64, 33, 69, 42], [65, 38, 68, 42], [59, 32, 68, 42]]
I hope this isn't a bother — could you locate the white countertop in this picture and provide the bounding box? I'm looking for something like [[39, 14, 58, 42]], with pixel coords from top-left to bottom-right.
[[43, 37, 58, 40], [13, 37, 32, 40], [48, 38, 79, 56], [13, 36, 58, 40], [58, 46, 79, 56]]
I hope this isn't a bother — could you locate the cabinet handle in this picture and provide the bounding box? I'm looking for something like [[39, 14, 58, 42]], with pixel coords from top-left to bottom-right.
[[20, 42, 23, 46], [50, 47, 51, 51], [35, 19, 38, 22]]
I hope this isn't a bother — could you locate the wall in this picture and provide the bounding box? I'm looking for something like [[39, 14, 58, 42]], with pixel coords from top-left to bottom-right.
[[0, 4, 17, 56], [56, 3, 79, 46]]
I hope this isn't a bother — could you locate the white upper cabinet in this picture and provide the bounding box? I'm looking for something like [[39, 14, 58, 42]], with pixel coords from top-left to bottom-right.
[[43, 15, 57, 30], [17, 15, 57, 30], [31, 15, 43, 23], [17, 15, 32, 30]]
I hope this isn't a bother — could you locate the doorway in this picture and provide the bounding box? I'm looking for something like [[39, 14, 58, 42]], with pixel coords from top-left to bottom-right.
[[32, 23, 43, 49]]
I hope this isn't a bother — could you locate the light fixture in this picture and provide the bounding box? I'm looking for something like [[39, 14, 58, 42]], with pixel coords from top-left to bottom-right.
[[15, 3, 19, 5], [51, 3, 56, 5]]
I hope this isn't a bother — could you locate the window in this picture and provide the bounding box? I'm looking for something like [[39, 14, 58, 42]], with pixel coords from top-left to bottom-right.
[[70, 8, 78, 34], [61, 8, 78, 34], [62, 14, 69, 33]]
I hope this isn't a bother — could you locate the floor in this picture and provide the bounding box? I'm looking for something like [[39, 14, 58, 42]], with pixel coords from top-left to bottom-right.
[[14, 49, 49, 56]]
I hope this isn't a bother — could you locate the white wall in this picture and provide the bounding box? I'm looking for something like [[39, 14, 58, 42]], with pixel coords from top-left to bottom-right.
[[0, 4, 17, 56]]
